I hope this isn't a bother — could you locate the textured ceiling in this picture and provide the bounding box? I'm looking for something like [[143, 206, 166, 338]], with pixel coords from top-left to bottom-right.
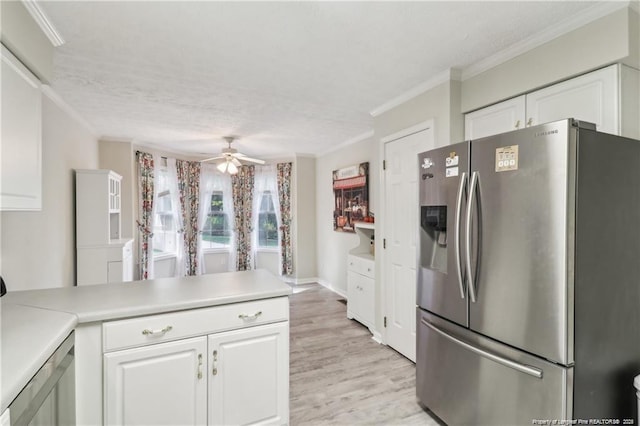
[[40, 1, 608, 159]]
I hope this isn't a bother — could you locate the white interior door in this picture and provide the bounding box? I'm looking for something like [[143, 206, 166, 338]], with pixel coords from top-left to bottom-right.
[[383, 127, 434, 362]]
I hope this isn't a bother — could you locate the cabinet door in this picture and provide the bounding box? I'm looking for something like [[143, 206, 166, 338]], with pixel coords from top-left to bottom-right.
[[347, 271, 374, 328], [104, 337, 207, 426], [359, 275, 375, 326], [208, 322, 289, 426], [526, 65, 618, 134], [464, 96, 525, 140], [347, 270, 360, 320], [1, 46, 42, 211], [107, 261, 123, 283]]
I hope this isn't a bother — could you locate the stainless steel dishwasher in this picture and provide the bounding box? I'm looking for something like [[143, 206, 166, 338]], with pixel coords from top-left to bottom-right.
[[9, 332, 75, 426]]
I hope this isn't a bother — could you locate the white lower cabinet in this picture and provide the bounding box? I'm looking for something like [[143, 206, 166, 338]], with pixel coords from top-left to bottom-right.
[[347, 253, 375, 331], [102, 297, 289, 426], [208, 322, 289, 426], [77, 239, 133, 286], [104, 337, 208, 426]]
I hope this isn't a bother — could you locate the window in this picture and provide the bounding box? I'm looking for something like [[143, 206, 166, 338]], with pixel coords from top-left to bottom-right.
[[258, 191, 278, 248], [153, 167, 177, 256], [201, 191, 232, 249]]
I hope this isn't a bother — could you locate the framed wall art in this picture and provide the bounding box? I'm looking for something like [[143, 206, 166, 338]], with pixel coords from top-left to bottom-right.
[[332, 162, 369, 233]]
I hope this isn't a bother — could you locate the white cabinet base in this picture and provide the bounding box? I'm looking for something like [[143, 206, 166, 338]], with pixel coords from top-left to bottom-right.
[[347, 223, 376, 334], [77, 239, 133, 286]]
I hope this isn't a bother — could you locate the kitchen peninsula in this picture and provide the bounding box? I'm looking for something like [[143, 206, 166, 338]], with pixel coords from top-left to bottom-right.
[[2, 269, 292, 425]]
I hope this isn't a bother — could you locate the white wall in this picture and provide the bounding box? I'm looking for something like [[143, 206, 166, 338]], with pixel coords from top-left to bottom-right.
[[315, 136, 378, 295], [462, 6, 640, 112], [375, 79, 463, 149], [99, 140, 135, 240], [1, 93, 99, 290], [292, 155, 317, 282]]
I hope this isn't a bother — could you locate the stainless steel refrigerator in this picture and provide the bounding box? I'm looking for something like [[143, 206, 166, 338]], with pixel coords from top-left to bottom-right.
[[416, 119, 640, 424]]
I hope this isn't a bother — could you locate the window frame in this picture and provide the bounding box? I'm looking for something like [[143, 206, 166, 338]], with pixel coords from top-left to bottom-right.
[[152, 167, 178, 259], [256, 190, 279, 251], [201, 190, 233, 253]]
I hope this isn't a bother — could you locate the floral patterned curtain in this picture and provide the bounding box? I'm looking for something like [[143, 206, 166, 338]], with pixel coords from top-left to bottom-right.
[[176, 160, 201, 276], [136, 151, 154, 280], [231, 165, 255, 270], [277, 162, 293, 275]]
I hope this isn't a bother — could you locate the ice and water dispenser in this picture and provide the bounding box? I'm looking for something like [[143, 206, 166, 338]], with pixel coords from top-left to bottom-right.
[[420, 205, 447, 273]]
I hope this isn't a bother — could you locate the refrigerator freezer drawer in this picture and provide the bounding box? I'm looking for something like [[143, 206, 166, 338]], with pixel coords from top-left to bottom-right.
[[417, 309, 573, 425]]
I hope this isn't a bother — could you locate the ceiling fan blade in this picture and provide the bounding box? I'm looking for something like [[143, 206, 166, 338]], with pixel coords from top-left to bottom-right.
[[231, 158, 242, 167], [201, 155, 225, 162], [238, 156, 265, 165]]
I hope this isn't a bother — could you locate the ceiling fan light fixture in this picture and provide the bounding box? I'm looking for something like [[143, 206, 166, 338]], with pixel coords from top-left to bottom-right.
[[217, 158, 239, 175]]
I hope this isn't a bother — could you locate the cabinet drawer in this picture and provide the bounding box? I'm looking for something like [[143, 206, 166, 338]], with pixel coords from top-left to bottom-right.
[[348, 255, 375, 278], [103, 297, 289, 352]]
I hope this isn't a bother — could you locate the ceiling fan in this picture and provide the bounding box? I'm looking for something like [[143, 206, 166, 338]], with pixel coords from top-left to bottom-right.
[[201, 136, 265, 174]]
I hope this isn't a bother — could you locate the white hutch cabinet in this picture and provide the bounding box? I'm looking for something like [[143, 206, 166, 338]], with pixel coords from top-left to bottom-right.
[[76, 169, 133, 285], [347, 222, 375, 333], [465, 64, 640, 140]]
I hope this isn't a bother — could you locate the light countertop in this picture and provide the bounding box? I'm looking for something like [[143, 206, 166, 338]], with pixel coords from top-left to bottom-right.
[[3, 269, 291, 323], [0, 269, 291, 413], [1, 303, 77, 413]]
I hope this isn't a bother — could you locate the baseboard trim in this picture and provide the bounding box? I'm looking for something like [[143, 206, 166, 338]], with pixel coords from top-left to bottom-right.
[[371, 331, 384, 344], [284, 276, 320, 285], [316, 279, 347, 299]]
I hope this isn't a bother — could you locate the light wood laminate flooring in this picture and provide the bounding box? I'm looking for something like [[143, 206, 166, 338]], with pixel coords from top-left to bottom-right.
[[289, 283, 440, 425]]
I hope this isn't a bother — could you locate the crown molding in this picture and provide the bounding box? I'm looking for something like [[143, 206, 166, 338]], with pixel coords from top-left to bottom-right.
[[99, 137, 135, 145], [21, 0, 65, 47], [462, 1, 632, 80], [41, 85, 97, 136], [369, 68, 461, 118], [316, 130, 375, 157], [380, 119, 434, 144]]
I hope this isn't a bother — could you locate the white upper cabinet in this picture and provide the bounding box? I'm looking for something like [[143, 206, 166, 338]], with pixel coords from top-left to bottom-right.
[[1, 46, 42, 211], [464, 95, 526, 140], [525, 65, 618, 133], [465, 64, 639, 140]]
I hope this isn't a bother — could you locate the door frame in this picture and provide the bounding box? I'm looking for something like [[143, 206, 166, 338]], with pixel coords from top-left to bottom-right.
[[377, 119, 434, 347]]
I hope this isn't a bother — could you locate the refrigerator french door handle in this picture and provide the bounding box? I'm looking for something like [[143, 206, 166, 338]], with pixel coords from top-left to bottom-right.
[[421, 318, 543, 379], [454, 172, 467, 299], [466, 171, 479, 303]]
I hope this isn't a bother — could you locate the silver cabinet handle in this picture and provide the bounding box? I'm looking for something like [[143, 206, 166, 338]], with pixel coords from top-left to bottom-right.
[[455, 172, 467, 299], [197, 354, 203, 380], [421, 318, 543, 379], [141, 325, 173, 336], [527, 117, 533, 127], [465, 172, 479, 303], [515, 120, 521, 129], [212, 350, 218, 376], [239, 311, 262, 320]]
